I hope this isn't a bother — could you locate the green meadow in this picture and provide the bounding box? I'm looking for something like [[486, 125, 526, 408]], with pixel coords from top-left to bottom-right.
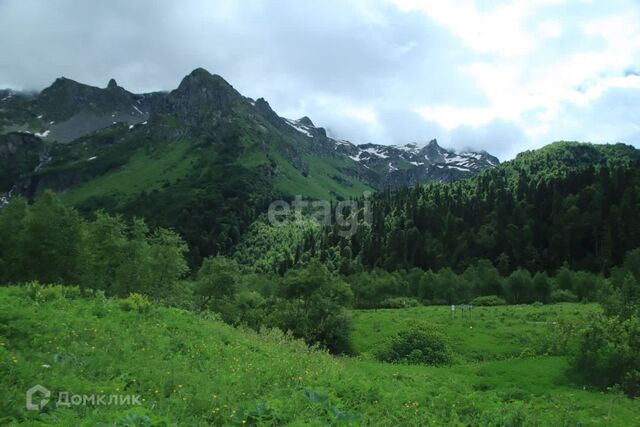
[[350, 303, 600, 362], [2, 286, 638, 426]]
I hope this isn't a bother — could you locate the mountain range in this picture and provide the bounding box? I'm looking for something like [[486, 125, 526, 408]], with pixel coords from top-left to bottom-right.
[[0, 68, 501, 260], [0, 68, 498, 201]]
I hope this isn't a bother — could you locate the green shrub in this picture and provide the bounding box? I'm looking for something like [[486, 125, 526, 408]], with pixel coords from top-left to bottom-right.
[[379, 297, 421, 308], [26, 282, 81, 302], [531, 318, 585, 356], [377, 324, 453, 366], [269, 298, 353, 355], [504, 269, 534, 304], [602, 266, 640, 320], [551, 289, 579, 303], [233, 291, 267, 329], [470, 295, 507, 306], [160, 280, 196, 311], [119, 293, 152, 313], [268, 261, 354, 354], [194, 256, 241, 310], [573, 314, 640, 397], [91, 291, 110, 318]]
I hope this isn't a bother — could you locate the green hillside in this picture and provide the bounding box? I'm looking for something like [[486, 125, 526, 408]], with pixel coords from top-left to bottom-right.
[[303, 142, 640, 275]]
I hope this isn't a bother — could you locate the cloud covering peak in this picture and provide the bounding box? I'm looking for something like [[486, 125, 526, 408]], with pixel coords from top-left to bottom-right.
[[1, 0, 639, 159]]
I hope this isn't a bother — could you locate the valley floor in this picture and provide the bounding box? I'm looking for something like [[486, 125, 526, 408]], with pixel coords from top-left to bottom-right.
[[1, 286, 638, 426]]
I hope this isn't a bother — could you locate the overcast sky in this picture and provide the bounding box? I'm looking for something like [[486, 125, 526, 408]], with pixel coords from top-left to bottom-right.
[[1, 0, 639, 159]]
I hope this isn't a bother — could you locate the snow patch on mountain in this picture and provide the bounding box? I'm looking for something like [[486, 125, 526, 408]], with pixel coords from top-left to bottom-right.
[[444, 154, 467, 163], [361, 147, 389, 158], [392, 143, 422, 155], [447, 165, 470, 171], [284, 118, 313, 138]]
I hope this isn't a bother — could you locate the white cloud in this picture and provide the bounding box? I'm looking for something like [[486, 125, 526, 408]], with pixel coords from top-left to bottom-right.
[[538, 20, 563, 38], [414, 105, 496, 130], [387, 0, 539, 57], [387, 1, 640, 157]]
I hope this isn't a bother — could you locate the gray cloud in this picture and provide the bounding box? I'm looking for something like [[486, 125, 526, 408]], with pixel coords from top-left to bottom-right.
[[543, 86, 640, 146], [448, 120, 527, 161], [1, 0, 639, 160]]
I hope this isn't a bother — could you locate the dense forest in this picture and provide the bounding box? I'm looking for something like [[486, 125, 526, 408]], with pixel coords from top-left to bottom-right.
[[276, 142, 640, 275], [4, 142, 640, 310]]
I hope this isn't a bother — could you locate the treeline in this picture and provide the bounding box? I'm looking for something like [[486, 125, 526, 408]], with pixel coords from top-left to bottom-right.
[[0, 191, 188, 296], [345, 261, 604, 308]]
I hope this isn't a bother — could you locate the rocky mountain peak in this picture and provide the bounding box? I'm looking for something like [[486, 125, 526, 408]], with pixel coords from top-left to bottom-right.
[[188, 67, 213, 78], [426, 139, 440, 148], [170, 68, 241, 113], [297, 116, 314, 127], [40, 77, 84, 96], [154, 68, 244, 130], [0, 68, 501, 197], [176, 68, 234, 93], [253, 98, 283, 126], [107, 78, 119, 90], [254, 97, 272, 110]]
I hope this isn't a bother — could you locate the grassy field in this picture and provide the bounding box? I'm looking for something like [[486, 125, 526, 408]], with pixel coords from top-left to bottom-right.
[[272, 151, 374, 200], [1, 287, 639, 426], [351, 303, 601, 362]]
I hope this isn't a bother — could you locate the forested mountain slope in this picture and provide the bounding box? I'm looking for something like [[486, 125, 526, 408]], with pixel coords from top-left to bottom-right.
[[249, 142, 640, 275]]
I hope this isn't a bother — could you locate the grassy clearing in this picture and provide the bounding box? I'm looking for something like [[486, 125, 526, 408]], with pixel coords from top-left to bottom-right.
[[351, 303, 600, 361], [1, 287, 638, 425], [272, 151, 373, 200], [62, 141, 195, 206]]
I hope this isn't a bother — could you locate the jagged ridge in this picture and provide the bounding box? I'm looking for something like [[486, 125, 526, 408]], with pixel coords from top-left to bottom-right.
[[282, 116, 500, 186]]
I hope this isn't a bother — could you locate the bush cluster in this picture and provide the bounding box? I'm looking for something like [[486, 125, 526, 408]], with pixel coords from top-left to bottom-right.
[[470, 296, 507, 306], [119, 293, 152, 313], [572, 249, 640, 397], [377, 324, 453, 366]]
